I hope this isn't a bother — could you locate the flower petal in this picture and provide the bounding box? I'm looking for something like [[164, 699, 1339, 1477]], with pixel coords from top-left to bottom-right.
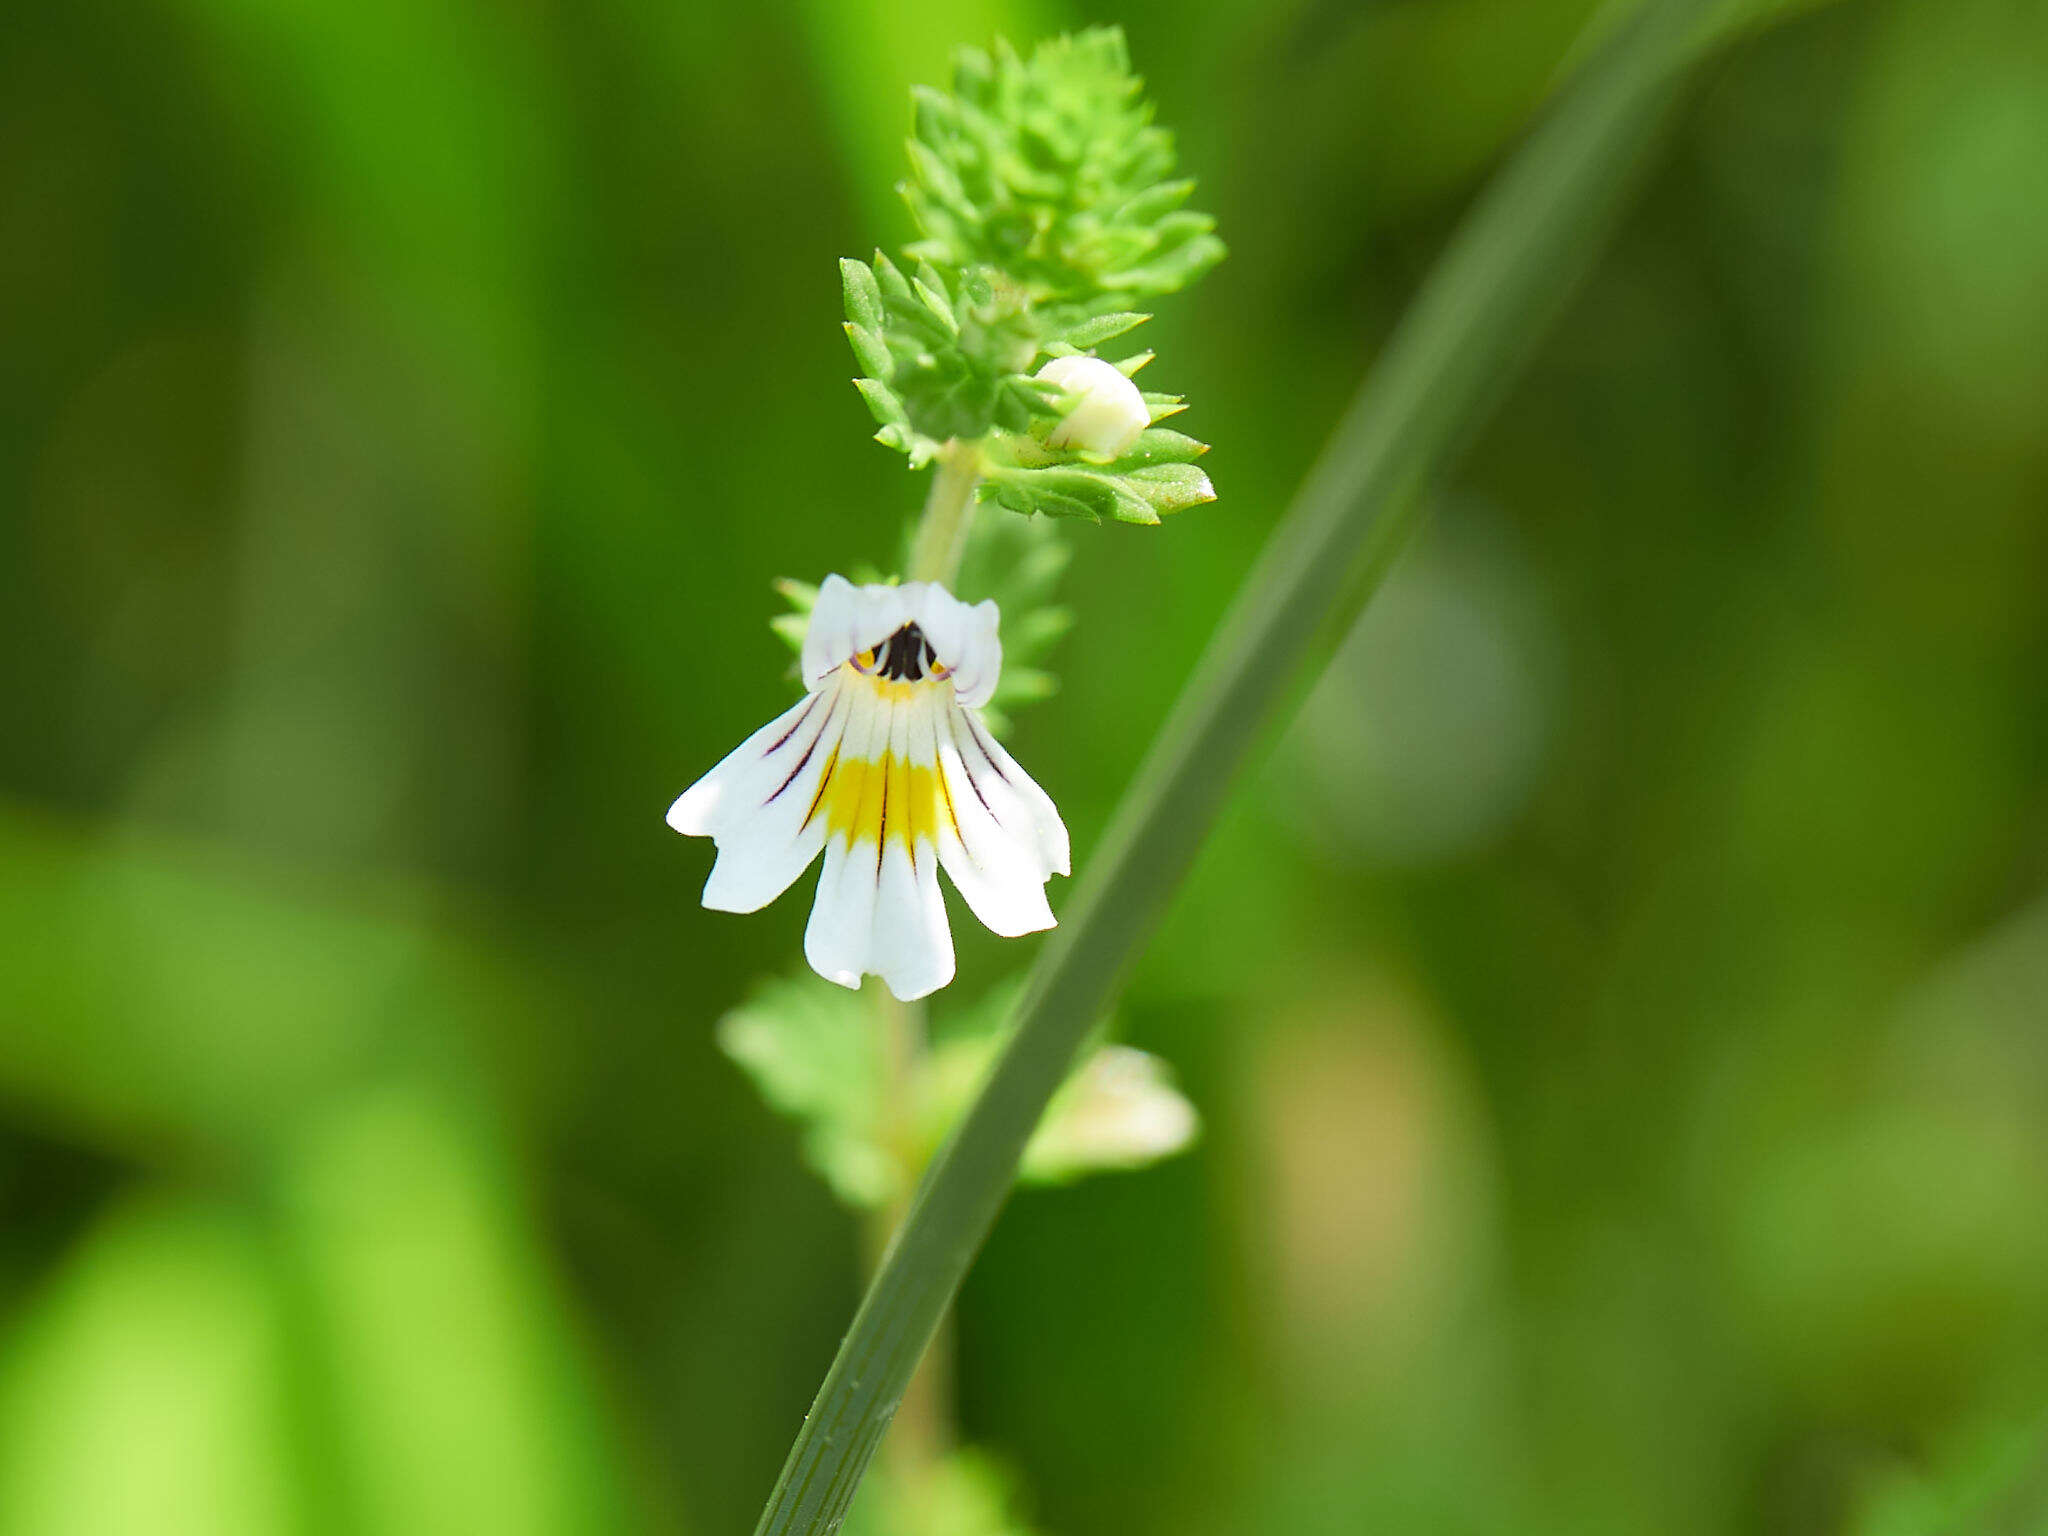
[[667, 679, 844, 913], [916, 592, 1002, 709], [804, 574, 911, 686], [801, 679, 890, 987], [930, 701, 1063, 937], [955, 706, 1069, 875], [871, 837, 954, 1001]]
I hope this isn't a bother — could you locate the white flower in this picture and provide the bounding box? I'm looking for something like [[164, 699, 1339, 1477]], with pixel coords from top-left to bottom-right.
[[668, 575, 1070, 1002], [1035, 354, 1149, 458]]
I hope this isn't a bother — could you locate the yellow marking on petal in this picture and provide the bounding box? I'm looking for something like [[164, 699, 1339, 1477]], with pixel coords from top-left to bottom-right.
[[934, 761, 962, 845], [843, 663, 937, 706], [822, 750, 939, 850]]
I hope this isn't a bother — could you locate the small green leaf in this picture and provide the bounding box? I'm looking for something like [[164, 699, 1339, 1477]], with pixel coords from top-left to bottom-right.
[[1103, 427, 1208, 470], [843, 323, 892, 381], [1058, 311, 1150, 348], [851, 376, 908, 429], [840, 257, 883, 334]]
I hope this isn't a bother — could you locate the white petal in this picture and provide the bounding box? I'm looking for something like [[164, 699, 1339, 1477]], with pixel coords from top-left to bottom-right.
[[800, 682, 891, 987], [956, 707, 1069, 876], [931, 702, 1061, 937], [801, 574, 861, 689], [871, 838, 954, 1001], [902, 586, 1000, 707], [870, 695, 953, 998], [667, 680, 844, 913], [803, 836, 878, 990]]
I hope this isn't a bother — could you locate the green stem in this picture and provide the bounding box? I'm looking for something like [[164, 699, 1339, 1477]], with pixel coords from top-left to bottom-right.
[[862, 986, 949, 1483], [754, 4, 1712, 1532], [905, 439, 983, 586]]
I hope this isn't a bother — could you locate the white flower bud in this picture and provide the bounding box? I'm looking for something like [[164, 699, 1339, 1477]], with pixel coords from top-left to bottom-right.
[[1023, 1046, 1198, 1179], [1035, 354, 1150, 458]]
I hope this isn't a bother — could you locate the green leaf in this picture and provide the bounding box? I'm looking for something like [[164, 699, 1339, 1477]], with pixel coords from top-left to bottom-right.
[[981, 459, 1205, 526], [717, 977, 894, 1209], [1102, 427, 1208, 470], [900, 27, 1226, 311], [1055, 310, 1150, 348], [840, 256, 1054, 451], [843, 323, 892, 382], [1124, 461, 1216, 516], [839, 256, 883, 334], [850, 376, 907, 430]]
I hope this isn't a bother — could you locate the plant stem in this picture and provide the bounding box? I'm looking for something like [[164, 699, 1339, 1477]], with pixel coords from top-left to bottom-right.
[[905, 439, 983, 586], [753, 5, 1712, 1531], [863, 986, 949, 1483]]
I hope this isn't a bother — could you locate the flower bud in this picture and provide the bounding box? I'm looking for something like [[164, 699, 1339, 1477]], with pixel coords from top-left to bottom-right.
[[1035, 354, 1149, 458]]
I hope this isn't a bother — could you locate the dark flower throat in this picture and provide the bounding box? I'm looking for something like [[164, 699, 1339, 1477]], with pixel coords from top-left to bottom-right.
[[878, 622, 938, 682]]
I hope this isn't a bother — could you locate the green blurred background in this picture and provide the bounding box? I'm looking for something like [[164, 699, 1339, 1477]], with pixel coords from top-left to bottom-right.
[[4, 0, 2047, 1531]]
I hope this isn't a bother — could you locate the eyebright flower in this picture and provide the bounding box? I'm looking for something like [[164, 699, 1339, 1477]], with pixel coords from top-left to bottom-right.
[[1036, 354, 1149, 458], [668, 576, 1070, 1002]]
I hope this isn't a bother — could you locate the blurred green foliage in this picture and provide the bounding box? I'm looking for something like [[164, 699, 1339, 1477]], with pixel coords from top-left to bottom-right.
[[2, 0, 2045, 1534]]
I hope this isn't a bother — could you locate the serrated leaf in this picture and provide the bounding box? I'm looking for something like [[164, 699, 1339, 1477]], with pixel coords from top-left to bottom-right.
[[1125, 461, 1216, 515], [982, 477, 1100, 523], [717, 976, 895, 1209], [899, 26, 1225, 310]]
